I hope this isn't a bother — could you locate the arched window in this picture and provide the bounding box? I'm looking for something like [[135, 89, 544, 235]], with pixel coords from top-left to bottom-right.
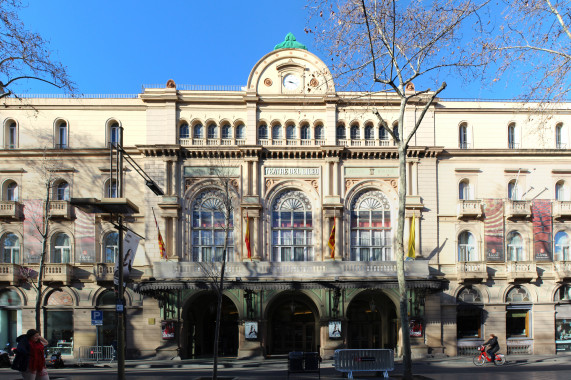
[[556, 123, 567, 149], [508, 123, 518, 149], [459, 123, 468, 149], [1, 233, 20, 264], [507, 231, 525, 261], [336, 124, 346, 139], [56, 181, 70, 201], [556, 285, 571, 301], [4, 181, 18, 201], [350, 190, 392, 261], [314, 124, 324, 140], [179, 122, 190, 140], [221, 124, 231, 139], [271, 190, 313, 262], [506, 286, 531, 338], [207, 123, 218, 139], [556, 180, 568, 201], [193, 124, 204, 139], [191, 189, 234, 262], [350, 124, 360, 139], [5, 121, 17, 149], [56, 120, 68, 149], [96, 290, 117, 346], [105, 178, 117, 198], [458, 231, 477, 262], [459, 179, 471, 200], [364, 125, 374, 140], [103, 232, 118, 263], [508, 179, 519, 200], [235, 124, 245, 140], [300, 125, 310, 140], [258, 124, 268, 140], [52, 233, 71, 263], [272, 124, 282, 140], [45, 290, 74, 351], [506, 286, 530, 303], [108, 122, 120, 147], [379, 125, 388, 141], [555, 231, 570, 261], [286, 125, 296, 140], [392, 122, 399, 141], [457, 287, 484, 340]]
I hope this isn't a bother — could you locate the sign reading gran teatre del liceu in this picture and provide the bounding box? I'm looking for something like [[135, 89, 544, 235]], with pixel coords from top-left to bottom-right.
[[264, 167, 320, 176]]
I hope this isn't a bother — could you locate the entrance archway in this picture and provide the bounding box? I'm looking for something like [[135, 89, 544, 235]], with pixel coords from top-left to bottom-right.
[[184, 292, 238, 358], [347, 291, 397, 349], [267, 292, 319, 355]]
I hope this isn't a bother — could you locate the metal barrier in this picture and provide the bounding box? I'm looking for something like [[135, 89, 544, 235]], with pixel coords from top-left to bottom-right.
[[334, 349, 394, 379], [287, 351, 320, 379], [78, 346, 115, 365]]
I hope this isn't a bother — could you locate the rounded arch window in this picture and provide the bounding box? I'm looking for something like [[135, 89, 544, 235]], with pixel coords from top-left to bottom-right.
[[555, 231, 570, 261], [314, 124, 324, 140], [56, 120, 68, 149], [300, 124, 310, 140], [1, 233, 20, 264], [458, 231, 477, 262], [271, 190, 313, 262], [458, 179, 471, 200], [350, 124, 360, 139], [55, 180, 70, 201], [336, 124, 346, 139], [508, 122, 517, 149], [45, 290, 74, 347], [556, 285, 571, 302], [286, 124, 296, 140], [457, 287, 482, 304], [350, 190, 392, 261], [108, 122, 120, 146], [191, 189, 234, 262], [506, 286, 531, 303], [508, 179, 519, 200], [258, 124, 268, 140], [52, 233, 71, 263], [179, 122, 190, 140], [556, 180, 568, 201], [272, 124, 282, 140], [459, 122, 468, 148], [6, 120, 17, 149], [103, 232, 118, 263], [457, 287, 483, 338], [507, 231, 525, 261], [364, 124, 374, 140], [193, 123, 204, 139], [221, 124, 231, 139], [207, 123, 218, 139], [0, 289, 22, 307], [3, 180, 18, 201], [104, 178, 117, 198], [235, 124, 245, 140], [379, 123, 389, 141]]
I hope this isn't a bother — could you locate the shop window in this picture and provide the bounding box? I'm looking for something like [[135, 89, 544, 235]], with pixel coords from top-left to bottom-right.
[[506, 309, 530, 337], [350, 190, 392, 261], [458, 231, 477, 262], [0, 290, 22, 348], [1, 233, 20, 264], [51, 233, 71, 264], [271, 190, 313, 262], [97, 290, 117, 346], [457, 306, 483, 338], [191, 189, 234, 262]]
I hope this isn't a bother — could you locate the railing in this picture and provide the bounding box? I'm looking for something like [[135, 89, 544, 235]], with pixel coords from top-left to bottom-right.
[[457, 343, 483, 356], [315, 139, 326, 145], [0, 263, 23, 285], [456, 262, 487, 281], [143, 84, 245, 91], [95, 263, 115, 281], [506, 261, 537, 282], [0, 201, 21, 218], [43, 264, 73, 284], [555, 261, 571, 280], [221, 139, 233, 146], [506, 200, 531, 218], [350, 139, 363, 146], [153, 260, 429, 280], [272, 139, 284, 146], [49, 200, 71, 218], [337, 139, 349, 146], [13, 94, 138, 99], [506, 340, 533, 355], [553, 201, 571, 218], [457, 200, 482, 218], [78, 346, 115, 365], [259, 139, 270, 146]]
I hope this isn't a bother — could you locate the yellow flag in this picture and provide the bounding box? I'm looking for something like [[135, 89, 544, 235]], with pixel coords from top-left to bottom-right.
[[407, 215, 416, 259]]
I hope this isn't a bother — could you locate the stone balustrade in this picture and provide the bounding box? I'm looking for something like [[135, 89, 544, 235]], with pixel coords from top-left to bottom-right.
[[457, 200, 483, 219]]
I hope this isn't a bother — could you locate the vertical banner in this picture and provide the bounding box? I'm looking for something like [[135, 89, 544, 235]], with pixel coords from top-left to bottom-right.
[[245, 321, 258, 340], [113, 230, 140, 285], [23, 200, 44, 263], [484, 199, 505, 261], [532, 200, 552, 261], [75, 208, 95, 263]]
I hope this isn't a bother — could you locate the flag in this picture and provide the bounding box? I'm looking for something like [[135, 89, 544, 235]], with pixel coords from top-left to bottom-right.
[[328, 216, 336, 259], [244, 212, 252, 260], [407, 214, 416, 259], [152, 208, 167, 259]]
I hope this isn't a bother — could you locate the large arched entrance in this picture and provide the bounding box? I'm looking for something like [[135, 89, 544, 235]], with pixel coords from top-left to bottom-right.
[[184, 292, 239, 358], [347, 291, 397, 349], [267, 292, 319, 355]]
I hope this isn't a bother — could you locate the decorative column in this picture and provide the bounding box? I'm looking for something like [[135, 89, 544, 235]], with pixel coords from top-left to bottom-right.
[[252, 159, 259, 196]]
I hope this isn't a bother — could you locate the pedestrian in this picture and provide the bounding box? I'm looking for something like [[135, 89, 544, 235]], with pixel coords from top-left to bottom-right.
[[11, 329, 50, 380]]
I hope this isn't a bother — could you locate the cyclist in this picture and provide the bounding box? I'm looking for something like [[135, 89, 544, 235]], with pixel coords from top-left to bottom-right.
[[483, 333, 499, 361]]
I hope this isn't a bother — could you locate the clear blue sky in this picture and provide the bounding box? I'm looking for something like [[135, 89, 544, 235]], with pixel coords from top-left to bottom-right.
[[13, 0, 509, 99]]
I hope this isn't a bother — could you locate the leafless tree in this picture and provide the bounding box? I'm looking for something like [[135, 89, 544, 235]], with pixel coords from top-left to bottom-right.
[[307, 1, 489, 378], [0, 0, 76, 98]]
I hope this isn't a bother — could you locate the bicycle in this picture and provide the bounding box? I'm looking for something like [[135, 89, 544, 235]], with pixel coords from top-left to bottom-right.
[[473, 345, 505, 366]]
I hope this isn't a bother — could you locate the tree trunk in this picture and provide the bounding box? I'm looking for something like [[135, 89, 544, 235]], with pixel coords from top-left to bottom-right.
[[35, 185, 51, 333]]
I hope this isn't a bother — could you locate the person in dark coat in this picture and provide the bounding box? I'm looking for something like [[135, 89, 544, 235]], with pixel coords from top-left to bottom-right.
[[11, 329, 49, 380], [483, 333, 499, 361]]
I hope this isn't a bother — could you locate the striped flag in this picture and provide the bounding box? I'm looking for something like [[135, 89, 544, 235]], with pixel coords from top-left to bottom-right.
[[407, 215, 416, 259], [244, 212, 251, 260], [328, 216, 336, 259], [152, 208, 167, 260]]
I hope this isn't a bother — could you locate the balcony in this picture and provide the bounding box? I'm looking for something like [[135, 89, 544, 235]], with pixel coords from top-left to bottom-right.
[[553, 201, 571, 219], [49, 200, 72, 219], [152, 260, 430, 281], [505, 200, 531, 218], [456, 262, 488, 282], [457, 200, 483, 219], [555, 261, 571, 281], [506, 261, 537, 282], [0, 201, 23, 219], [94, 263, 115, 283], [43, 264, 73, 285], [0, 264, 24, 285]]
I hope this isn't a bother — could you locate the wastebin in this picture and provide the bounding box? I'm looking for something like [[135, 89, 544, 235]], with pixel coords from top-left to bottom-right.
[[288, 351, 304, 372]]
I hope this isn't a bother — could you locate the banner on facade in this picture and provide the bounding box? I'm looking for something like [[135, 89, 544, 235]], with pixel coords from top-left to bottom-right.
[[75, 208, 95, 263], [245, 321, 258, 340], [23, 200, 44, 263], [532, 200, 552, 261], [161, 321, 175, 340], [113, 230, 140, 285], [484, 199, 504, 261]]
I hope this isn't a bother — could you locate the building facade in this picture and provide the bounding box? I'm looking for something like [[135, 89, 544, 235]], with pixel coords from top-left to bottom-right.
[[1, 37, 571, 359]]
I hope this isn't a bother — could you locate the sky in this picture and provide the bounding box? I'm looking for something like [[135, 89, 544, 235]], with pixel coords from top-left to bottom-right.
[[11, 0, 513, 99]]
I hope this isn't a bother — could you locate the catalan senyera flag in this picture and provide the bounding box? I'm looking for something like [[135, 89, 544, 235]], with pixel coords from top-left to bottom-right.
[[407, 214, 416, 259], [328, 216, 336, 259], [245, 212, 252, 260], [152, 208, 167, 260]]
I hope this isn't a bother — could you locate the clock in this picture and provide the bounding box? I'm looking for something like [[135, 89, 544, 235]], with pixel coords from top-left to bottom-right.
[[283, 74, 300, 90]]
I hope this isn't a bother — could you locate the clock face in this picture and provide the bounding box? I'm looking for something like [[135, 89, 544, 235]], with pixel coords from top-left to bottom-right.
[[283, 74, 300, 90]]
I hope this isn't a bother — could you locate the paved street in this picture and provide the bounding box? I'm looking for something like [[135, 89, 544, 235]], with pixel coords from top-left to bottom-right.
[[2, 354, 571, 379]]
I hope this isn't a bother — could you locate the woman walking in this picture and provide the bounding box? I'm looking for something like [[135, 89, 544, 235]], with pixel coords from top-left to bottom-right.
[[11, 329, 50, 380]]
